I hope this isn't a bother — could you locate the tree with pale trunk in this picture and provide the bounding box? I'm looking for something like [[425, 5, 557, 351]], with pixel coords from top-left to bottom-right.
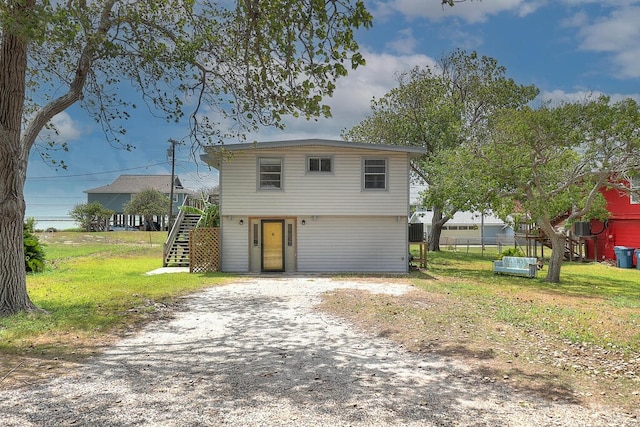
[[474, 95, 640, 283], [0, 0, 372, 315]]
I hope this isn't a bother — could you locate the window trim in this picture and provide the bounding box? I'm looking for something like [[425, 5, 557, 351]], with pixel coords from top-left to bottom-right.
[[257, 157, 284, 191], [306, 155, 334, 174], [631, 177, 640, 204], [362, 157, 388, 191]]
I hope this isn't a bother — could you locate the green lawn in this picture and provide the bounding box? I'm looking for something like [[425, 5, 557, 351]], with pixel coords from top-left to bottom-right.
[[421, 248, 640, 349], [1, 231, 232, 361]]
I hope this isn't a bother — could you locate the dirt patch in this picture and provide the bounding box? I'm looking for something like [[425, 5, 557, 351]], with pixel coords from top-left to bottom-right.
[[317, 287, 640, 413]]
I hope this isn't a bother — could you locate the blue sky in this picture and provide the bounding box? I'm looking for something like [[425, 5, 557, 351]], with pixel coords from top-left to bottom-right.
[[25, 0, 640, 230]]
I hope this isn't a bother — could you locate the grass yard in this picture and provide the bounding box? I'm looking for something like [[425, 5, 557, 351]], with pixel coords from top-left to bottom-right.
[[320, 247, 640, 412], [0, 231, 232, 388]]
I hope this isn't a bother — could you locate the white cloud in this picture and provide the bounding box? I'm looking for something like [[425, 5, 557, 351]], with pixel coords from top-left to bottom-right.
[[383, 0, 538, 24], [575, 6, 640, 78], [386, 28, 418, 54], [560, 0, 638, 5], [249, 51, 438, 141], [330, 51, 437, 120], [176, 169, 219, 191], [37, 111, 86, 143], [540, 89, 640, 104], [436, 24, 484, 50], [539, 89, 600, 104], [515, 0, 547, 17], [561, 11, 588, 28]]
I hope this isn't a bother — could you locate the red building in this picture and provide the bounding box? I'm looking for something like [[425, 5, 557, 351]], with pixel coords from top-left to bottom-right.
[[586, 178, 640, 266]]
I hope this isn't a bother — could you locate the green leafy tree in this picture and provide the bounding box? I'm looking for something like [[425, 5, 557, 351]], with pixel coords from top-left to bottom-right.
[[475, 95, 640, 283], [0, 0, 372, 315], [69, 202, 115, 232], [344, 50, 538, 250], [23, 217, 45, 273], [124, 189, 170, 230]]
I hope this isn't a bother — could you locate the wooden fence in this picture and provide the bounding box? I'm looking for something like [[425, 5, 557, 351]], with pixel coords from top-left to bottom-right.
[[189, 228, 221, 273]]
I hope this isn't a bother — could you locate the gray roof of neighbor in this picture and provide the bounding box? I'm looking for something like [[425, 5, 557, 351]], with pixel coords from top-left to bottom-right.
[[84, 174, 193, 194]]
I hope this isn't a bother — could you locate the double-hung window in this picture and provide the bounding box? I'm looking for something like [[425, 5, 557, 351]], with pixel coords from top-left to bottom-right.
[[307, 156, 332, 173], [363, 158, 387, 190], [258, 157, 283, 190]]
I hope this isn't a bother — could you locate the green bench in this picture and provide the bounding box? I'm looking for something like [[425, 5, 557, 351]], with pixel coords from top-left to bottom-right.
[[493, 256, 538, 278]]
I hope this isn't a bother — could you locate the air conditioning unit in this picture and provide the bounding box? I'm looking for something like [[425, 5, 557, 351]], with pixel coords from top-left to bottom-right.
[[574, 221, 591, 236], [409, 223, 424, 242]]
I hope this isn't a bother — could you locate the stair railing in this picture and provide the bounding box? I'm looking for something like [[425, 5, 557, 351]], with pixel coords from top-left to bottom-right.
[[163, 196, 191, 266]]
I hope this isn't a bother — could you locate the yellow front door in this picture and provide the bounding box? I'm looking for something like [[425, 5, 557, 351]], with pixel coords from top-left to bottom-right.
[[262, 220, 284, 271]]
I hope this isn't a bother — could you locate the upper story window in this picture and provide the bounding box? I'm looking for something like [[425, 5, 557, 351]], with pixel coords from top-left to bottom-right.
[[363, 158, 387, 190], [307, 156, 332, 173], [631, 176, 640, 204], [258, 157, 283, 190]]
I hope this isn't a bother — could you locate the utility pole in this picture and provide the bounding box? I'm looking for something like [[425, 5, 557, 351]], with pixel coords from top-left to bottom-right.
[[167, 138, 180, 234]]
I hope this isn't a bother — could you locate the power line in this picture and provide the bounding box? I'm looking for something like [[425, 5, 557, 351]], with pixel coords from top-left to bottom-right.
[[27, 203, 80, 208], [27, 161, 169, 180], [30, 217, 75, 221], [28, 196, 85, 199]]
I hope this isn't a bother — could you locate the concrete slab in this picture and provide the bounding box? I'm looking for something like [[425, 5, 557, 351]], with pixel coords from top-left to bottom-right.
[[145, 267, 190, 275]]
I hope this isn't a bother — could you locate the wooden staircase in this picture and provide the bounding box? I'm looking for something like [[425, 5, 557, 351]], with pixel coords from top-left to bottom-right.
[[520, 226, 586, 261], [163, 208, 201, 267], [535, 234, 584, 260]]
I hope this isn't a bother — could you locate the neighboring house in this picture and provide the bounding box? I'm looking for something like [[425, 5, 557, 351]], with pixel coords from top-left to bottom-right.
[[409, 209, 514, 246], [585, 177, 640, 264], [85, 174, 193, 229], [200, 139, 426, 273]]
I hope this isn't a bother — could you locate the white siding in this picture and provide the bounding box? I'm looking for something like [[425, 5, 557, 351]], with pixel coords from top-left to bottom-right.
[[219, 146, 410, 217], [215, 144, 414, 273], [220, 216, 249, 272], [297, 216, 408, 273]]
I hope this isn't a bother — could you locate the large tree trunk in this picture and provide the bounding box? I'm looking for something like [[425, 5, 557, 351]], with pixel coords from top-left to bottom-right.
[[428, 206, 446, 251], [539, 220, 564, 283], [0, 2, 38, 316], [0, 202, 37, 316]]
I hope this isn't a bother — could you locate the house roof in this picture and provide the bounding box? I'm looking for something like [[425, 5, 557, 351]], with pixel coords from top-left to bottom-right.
[[410, 210, 509, 226], [84, 174, 193, 194], [200, 138, 427, 167]]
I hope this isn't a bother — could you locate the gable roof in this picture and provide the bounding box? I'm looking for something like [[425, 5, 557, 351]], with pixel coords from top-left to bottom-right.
[[200, 138, 427, 167], [84, 174, 192, 194]]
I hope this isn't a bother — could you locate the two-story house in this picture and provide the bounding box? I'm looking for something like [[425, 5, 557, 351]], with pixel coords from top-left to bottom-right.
[[85, 174, 194, 229], [200, 139, 426, 273]]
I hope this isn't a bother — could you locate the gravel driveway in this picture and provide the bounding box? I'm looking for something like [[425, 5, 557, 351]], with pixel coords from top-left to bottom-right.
[[0, 277, 636, 426]]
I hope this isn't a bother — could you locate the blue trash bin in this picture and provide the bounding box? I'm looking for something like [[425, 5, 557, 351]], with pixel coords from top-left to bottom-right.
[[636, 249, 640, 270], [614, 246, 634, 268]]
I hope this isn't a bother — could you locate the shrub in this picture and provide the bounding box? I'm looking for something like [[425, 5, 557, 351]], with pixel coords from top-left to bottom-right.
[[24, 217, 46, 273], [179, 194, 220, 228], [498, 247, 525, 260]]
